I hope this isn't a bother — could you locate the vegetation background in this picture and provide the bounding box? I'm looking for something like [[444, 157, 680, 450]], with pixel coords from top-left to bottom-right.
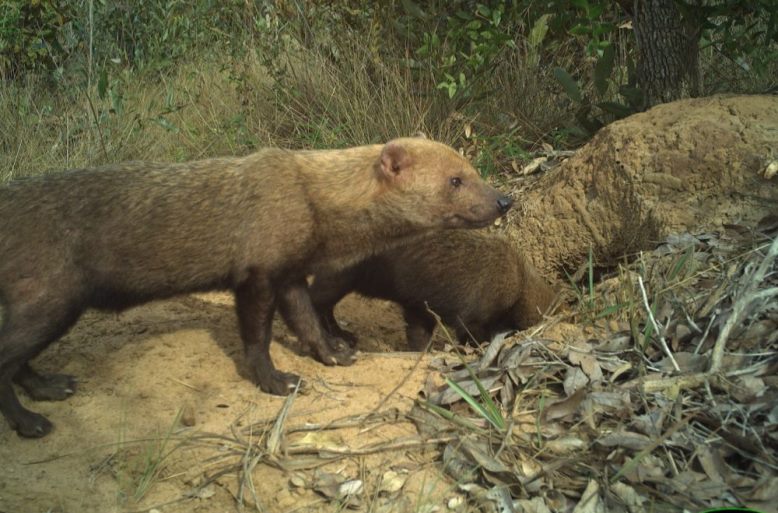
[[1, 0, 775, 180]]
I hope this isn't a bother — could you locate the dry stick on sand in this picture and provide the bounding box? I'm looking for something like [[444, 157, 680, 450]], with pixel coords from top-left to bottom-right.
[[360, 305, 445, 425], [234, 381, 301, 511], [632, 236, 778, 394], [361, 346, 430, 426], [266, 380, 301, 456]]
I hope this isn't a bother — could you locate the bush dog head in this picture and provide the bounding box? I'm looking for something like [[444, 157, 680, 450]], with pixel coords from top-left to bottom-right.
[[376, 138, 513, 229]]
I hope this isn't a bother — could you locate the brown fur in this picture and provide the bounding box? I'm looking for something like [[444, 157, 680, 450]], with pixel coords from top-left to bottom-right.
[[311, 230, 556, 350], [0, 138, 512, 437]]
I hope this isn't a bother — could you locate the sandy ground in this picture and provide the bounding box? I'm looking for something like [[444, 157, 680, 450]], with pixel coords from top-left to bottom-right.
[[0, 292, 461, 513]]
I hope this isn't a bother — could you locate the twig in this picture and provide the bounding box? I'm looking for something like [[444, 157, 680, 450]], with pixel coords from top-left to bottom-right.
[[638, 275, 680, 372], [693, 312, 717, 355], [284, 435, 458, 457], [266, 379, 300, 455], [238, 435, 265, 512], [363, 318, 433, 424], [285, 409, 404, 434], [709, 236, 778, 373]]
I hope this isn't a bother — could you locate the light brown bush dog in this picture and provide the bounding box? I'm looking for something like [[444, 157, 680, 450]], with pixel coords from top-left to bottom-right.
[[311, 230, 555, 350], [0, 138, 512, 437]]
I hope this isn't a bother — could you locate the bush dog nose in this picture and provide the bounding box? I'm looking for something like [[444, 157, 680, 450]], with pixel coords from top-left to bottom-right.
[[497, 196, 513, 214]]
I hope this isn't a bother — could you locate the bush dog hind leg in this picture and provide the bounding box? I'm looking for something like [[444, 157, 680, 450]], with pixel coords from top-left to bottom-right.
[[278, 279, 356, 363]]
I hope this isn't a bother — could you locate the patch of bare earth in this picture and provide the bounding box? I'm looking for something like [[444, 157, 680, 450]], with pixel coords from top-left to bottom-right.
[[1, 95, 776, 513]]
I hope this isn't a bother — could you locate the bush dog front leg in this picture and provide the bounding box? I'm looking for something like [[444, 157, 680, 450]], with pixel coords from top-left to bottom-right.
[[235, 271, 300, 395]]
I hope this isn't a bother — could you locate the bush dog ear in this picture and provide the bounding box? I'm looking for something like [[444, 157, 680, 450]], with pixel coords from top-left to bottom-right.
[[380, 141, 413, 180], [412, 131, 427, 139]]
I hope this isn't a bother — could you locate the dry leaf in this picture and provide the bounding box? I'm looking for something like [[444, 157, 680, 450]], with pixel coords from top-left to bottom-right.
[[621, 454, 666, 483], [657, 352, 706, 373], [546, 436, 586, 454], [572, 480, 605, 513], [515, 497, 553, 513], [631, 409, 666, 437], [764, 160, 778, 179], [289, 474, 306, 488], [521, 157, 547, 175], [312, 471, 362, 508], [751, 475, 778, 501], [481, 486, 515, 513], [609, 361, 633, 382], [697, 446, 729, 484], [339, 479, 363, 498], [447, 496, 464, 509], [545, 388, 587, 421], [731, 376, 766, 402], [379, 470, 406, 494], [564, 366, 590, 395], [597, 430, 652, 451], [610, 482, 646, 513], [288, 431, 346, 451]]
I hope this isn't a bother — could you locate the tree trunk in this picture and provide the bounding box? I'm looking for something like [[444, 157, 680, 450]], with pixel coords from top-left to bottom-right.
[[631, 0, 702, 108]]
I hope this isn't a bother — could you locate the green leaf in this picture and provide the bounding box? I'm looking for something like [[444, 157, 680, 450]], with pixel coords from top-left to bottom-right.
[[668, 245, 694, 281], [553, 67, 582, 103], [492, 8, 502, 26], [592, 22, 616, 37], [593, 43, 615, 96], [109, 89, 123, 116], [594, 303, 628, 319], [155, 116, 179, 133], [529, 13, 551, 49], [588, 4, 603, 18], [597, 101, 633, 119], [619, 85, 644, 109], [97, 68, 108, 100], [575, 105, 604, 134], [445, 378, 504, 431], [569, 24, 591, 36], [400, 0, 425, 19]]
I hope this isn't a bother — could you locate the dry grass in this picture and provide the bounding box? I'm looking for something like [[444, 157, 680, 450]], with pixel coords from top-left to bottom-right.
[[1, 22, 575, 185], [0, 45, 455, 182]]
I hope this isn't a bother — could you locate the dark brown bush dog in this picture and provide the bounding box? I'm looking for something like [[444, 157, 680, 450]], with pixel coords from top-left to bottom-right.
[[311, 230, 555, 349], [0, 138, 512, 437]]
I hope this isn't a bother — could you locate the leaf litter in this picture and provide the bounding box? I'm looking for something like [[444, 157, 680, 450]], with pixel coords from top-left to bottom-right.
[[409, 216, 778, 512], [133, 217, 776, 513]]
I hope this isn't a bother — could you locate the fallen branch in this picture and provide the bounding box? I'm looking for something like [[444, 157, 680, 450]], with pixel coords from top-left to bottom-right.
[[710, 235, 778, 373], [638, 275, 680, 372]]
